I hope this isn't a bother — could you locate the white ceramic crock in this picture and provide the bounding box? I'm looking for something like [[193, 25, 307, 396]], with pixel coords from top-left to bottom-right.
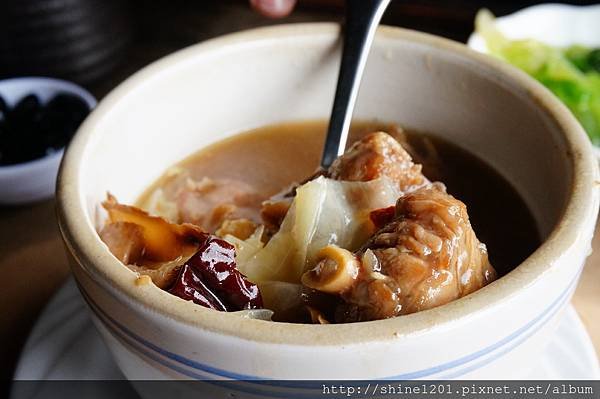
[[57, 23, 599, 387]]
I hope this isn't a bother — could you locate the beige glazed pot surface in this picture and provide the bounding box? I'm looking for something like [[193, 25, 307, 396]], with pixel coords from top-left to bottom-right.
[[57, 23, 598, 381]]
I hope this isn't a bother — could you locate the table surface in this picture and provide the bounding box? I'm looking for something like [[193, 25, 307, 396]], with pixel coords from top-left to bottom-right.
[[1, 0, 600, 394]]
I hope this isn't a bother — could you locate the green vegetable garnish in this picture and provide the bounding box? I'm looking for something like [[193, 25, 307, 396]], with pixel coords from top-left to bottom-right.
[[476, 9, 600, 145]]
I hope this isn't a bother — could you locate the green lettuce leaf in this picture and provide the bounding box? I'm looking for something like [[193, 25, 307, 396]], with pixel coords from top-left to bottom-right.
[[476, 9, 600, 145]]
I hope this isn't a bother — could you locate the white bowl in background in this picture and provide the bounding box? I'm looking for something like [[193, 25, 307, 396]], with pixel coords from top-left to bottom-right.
[[467, 3, 600, 159], [57, 23, 598, 391], [0, 77, 96, 205]]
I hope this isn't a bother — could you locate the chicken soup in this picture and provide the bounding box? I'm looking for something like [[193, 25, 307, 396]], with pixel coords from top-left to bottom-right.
[[98, 121, 540, 323]]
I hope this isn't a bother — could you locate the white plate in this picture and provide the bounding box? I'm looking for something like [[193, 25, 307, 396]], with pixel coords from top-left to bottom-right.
[[12, 278, 599, 389], [467, 3, 600, 159]]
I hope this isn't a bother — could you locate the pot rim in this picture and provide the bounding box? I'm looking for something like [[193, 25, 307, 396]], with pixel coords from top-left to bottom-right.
[[57, 22, 598, 346]]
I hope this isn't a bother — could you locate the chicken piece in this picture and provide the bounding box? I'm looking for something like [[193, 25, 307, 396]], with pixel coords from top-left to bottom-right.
[[260, 197, 292, 231], [100, 194, 207, 266], [261, 132, 427, 232], [99, 222, 145, 265], [303, 183, 497, 322], [328, 131, 428, 193], [216, 218, 258, 240], [176, 177, 264, 233]]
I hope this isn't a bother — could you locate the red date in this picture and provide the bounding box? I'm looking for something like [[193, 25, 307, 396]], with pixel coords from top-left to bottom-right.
[[168, 236, 263, 311], [168, 263, 228, 311]]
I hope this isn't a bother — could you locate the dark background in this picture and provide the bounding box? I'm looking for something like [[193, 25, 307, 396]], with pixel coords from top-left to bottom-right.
[[1, 0, 598, 99], [1, 0, 599, 396]]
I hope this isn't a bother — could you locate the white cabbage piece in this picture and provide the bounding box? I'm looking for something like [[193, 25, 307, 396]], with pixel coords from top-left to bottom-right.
[[258, 281, 304, 317], [145, 188, 180, 222], [237, 176, 401, 284], [223, 226, 265, 264]]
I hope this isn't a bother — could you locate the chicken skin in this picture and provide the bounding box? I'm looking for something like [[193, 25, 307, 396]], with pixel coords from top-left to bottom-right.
[[330, 183, 497, 322], [328, 131, 428, 193], [302, 133, 497, 322]]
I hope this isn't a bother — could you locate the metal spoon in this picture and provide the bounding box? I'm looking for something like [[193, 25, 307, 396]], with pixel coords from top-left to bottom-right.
[[320, 0, 392, 169]]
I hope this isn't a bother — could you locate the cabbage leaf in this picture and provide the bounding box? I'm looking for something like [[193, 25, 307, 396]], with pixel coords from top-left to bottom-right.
[[476, 9, 600, 144], [232, 176, 401, 284]]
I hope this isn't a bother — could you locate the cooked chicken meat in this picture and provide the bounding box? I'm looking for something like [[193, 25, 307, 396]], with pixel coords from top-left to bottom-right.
[[175, 177, 264, 233], [328, 131, 428, 192], [100, 194, 208, 287], [261, 131, 428, 231], [303, 183, 497, 322], [300, 132, 495, 322], [101, 194, 207, 263], [260, 197, 293, 232]]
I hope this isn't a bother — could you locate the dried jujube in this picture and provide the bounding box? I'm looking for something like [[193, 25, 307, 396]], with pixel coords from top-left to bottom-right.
[[168, 264, 229, 311], [168, 236, 263, 311]]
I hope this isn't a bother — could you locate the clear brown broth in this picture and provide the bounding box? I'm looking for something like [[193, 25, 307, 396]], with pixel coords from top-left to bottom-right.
[[138, 120, 540, 276]]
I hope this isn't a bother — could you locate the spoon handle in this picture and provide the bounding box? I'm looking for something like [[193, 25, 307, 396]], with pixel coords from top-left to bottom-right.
[[320, 0, 391, 169]]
